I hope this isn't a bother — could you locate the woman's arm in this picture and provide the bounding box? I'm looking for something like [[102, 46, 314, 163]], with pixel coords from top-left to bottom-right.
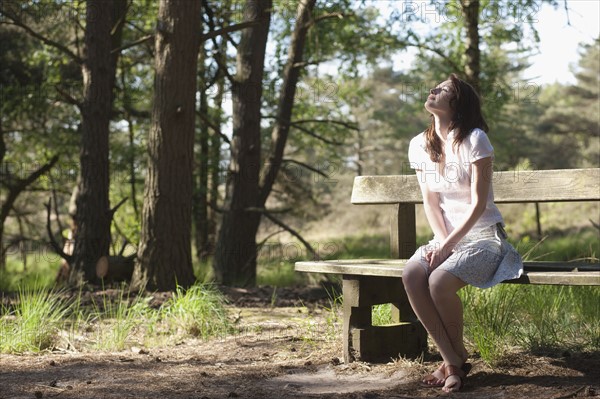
[[415, 169, 448, 241], [428, 156, 493, 269]]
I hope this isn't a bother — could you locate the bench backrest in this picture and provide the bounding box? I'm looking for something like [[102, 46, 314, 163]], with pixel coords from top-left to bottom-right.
[[351, 169, 600, 204], [350, 168, 600, 259]]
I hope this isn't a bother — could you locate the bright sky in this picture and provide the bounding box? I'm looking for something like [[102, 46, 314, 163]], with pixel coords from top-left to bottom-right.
[[525, 0, 599, 85], [387, 0, 599, 85]]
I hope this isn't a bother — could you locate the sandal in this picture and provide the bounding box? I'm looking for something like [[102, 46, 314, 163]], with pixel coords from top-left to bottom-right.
[[443, 364, 466, 392], [420, 362, 446, 387], [421, 361, 472, 388]]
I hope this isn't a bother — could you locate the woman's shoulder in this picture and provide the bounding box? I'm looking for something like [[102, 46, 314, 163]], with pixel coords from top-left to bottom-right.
[[462, 128, 494, 161], [467, 127, 489, 140], [409, 131, 426, 146], [461, 128, 492, 148], [408, 131, 428, 165]]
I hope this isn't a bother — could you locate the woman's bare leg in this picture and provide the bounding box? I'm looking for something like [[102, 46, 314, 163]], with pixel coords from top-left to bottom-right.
[[428, 269, 468, 392], [428, 269, 468, 362], [402, 262, 463, 377]]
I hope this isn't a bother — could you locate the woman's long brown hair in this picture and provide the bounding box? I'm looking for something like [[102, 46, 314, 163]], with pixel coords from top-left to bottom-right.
[[424, 73, 488, 162]]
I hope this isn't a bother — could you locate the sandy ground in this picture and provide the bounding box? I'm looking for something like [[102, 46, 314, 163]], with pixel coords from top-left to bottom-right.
[[1, 287, 599, 399]]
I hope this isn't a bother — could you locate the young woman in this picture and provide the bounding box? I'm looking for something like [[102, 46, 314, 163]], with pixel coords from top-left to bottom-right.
[[403, 74, 523, 393]]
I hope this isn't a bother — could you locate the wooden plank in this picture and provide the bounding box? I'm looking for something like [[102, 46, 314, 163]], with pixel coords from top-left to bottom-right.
[[390, 203, 416, 259], [295, 259, 600, 285], [295, 259, 406, 277], [522, 262, 600, 272], [351, 168, 600, 204], [351, 175, 421, 204]]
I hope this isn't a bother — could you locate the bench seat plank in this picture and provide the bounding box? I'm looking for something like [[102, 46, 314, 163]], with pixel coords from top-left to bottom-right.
[[504, 272, 600, 285], [295, 260, 600, 285]]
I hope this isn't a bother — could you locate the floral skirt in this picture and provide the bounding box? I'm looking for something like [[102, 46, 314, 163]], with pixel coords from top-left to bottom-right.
[[408, 223, 523, 289]]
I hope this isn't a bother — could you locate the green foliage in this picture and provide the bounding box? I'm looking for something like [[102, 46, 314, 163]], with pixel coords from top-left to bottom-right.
[[161, 284, 231, 340], [529, 38, 600, 169], [338, 234, 390, 259], [0, 255, 60, 292], [461, 284, 519, 363], [90, 285, 151, 351], [502, 285, 600, 354], [299, 285, 343, 344], [257, 262, 299, 287], [372, 303, 393, 326], [322, 285, 343, 338], [0, 282, 233, 354], [0, 284, 71, 353], [517, 229, 599, 262]]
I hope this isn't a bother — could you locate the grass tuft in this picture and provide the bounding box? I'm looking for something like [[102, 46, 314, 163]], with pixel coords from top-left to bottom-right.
[[161, 283, 231, 340], [0, 284, 71, 353], [90, 285, 151, 351]]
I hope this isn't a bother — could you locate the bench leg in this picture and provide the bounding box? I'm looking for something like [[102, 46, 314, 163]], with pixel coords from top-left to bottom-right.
[[342, 275, 427, 363]]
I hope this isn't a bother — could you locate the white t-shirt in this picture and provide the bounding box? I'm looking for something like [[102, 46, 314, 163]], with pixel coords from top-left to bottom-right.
[[408, 128, 504, 234]]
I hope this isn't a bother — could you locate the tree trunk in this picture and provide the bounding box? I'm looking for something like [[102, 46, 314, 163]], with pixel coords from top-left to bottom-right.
[[194, 46, 210, 261], [208, 39, 227, 255], [133, 0, 202, 291], [259, 0, 317, 206], [213, 0, 272, 287], [0, 124, 6, 270], [70, 0, 127, 285], [461, 0, 481, 92]]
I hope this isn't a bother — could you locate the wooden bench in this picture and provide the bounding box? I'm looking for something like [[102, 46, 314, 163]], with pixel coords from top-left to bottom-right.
[[295, 168, 600, 363]]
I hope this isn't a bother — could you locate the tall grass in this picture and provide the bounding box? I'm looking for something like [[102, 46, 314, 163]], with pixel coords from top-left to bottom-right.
[[90, 285, 152, 351], [298, 285, 343, 345], [0, 282, 232, 354], [372, 303, 393, 326], [461, 285, 520, 362], [0, 284, 71, 353], [161, 284, 231, 340], [512, 285, 600, 354]]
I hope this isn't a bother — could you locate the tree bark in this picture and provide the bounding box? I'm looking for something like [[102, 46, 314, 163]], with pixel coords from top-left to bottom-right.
[[133, 0, 202, 291], [214, 0, 316, 286], [213, 0, 272, 287], [259, 0, 317, 206], [208, 42, 226, 254], [70, 0, 127, 284], [194, 46, 210, 261], [461, 0, 481, 92]]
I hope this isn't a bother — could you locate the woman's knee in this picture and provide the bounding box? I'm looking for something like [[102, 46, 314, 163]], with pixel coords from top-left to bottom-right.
[[428, 270, 463, 300], [402, 261, 428, 292]]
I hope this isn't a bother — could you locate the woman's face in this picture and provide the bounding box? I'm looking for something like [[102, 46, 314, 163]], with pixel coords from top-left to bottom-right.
[[424, 80, 454, 116]]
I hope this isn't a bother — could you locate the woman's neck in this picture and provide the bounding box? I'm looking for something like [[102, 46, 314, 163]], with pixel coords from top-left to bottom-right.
[[433, 114, 452, 142]]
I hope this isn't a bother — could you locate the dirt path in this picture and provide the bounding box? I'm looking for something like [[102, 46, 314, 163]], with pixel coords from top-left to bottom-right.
[[1, 295, 599, 399]]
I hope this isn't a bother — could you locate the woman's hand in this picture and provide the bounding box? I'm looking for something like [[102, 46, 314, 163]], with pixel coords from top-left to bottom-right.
[[426, 245, 453, 271]]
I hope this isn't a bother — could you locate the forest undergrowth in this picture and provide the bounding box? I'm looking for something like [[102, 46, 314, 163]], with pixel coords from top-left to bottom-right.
[[0, 227, 598, 367]]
